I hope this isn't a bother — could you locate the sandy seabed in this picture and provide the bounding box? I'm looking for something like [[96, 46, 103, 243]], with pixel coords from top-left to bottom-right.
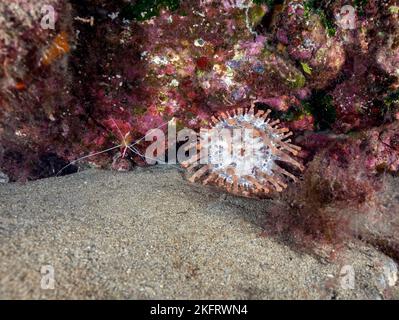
[[0, 166, 398, 299]]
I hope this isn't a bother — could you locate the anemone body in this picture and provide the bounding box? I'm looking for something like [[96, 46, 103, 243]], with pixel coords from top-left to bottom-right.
[[183, 106, 304, 197]]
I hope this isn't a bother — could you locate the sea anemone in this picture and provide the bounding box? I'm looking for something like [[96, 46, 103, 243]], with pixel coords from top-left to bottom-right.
[[182, 105, 304, 198]]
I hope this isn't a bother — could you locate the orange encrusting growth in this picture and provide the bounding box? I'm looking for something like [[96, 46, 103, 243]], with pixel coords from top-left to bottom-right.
[[41, 31, 70, 66]]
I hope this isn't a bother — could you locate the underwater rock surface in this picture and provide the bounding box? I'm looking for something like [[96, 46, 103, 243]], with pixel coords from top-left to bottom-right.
[[0, 0, 398, 181], [0, 0, 75, 181]]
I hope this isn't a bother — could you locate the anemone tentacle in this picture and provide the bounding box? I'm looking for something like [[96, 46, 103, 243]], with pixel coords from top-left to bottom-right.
[[183, 106, 304, 198]]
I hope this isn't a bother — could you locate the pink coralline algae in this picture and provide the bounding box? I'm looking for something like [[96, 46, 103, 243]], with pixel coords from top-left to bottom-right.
[[0, 0, 77, 181], [110, 0, 306, 136], [272, 0, 346, 90]]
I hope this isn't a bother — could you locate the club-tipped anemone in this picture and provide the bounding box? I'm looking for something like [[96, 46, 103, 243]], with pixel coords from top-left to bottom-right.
[[181, 105, 304, 198]]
